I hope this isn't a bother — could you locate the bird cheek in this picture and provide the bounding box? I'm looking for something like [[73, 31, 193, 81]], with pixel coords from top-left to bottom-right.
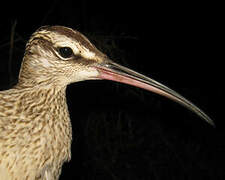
[[72, 67, 100, 82], [39, 57, 53, 68], [82, 67, 100, 80]]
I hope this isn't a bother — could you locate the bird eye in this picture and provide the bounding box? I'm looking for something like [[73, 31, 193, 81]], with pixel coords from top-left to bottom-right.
[[58, 47, 73, 59]]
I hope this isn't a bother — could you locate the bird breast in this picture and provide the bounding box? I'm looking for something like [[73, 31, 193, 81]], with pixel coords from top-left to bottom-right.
[[0, 87, 72, 179]]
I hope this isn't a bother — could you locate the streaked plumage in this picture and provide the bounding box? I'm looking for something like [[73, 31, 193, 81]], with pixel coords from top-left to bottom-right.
[[0, 26, 214, 180], [0, 26, 104, 180]]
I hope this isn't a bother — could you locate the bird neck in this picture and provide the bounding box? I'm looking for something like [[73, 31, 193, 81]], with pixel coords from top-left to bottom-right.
[[16, 76, 65, 90], [16, 56, 67, 90], [11, 81, 72, 161], [12, 83, 68, 120]]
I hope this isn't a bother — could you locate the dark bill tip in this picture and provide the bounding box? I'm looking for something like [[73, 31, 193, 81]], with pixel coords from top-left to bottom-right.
[[94, 60, 215, 127]]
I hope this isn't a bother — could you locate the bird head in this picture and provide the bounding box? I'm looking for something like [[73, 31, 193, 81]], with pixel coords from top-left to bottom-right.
[[18, 25, 214, 126], [19, 26, 106, 86]]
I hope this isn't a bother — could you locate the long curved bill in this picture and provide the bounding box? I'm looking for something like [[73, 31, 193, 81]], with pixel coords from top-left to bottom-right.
[[94, 59, 214, 126]]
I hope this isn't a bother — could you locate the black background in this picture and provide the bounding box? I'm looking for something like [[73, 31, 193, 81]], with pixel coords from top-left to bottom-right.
[[0, 0, 223, 179]]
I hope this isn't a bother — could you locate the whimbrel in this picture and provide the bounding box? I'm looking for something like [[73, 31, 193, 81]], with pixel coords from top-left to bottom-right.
[[0, 26, 214, 180]]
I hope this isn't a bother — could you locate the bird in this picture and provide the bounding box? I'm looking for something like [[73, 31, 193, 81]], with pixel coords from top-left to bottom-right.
[[0, 25, 214, 180]]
